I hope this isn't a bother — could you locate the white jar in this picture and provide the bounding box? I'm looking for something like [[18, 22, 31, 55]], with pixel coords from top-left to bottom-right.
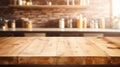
[[18, 0, 23, 6], [99, 17, 106, 29], [29, 0, 33, 5], [66, 0, 70, 5], [72, 0, 75, 5], [48, 1, 52, 6], [59, 18, 65, 29]]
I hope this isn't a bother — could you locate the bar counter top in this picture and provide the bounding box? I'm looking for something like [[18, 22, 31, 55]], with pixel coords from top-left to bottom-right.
[[0, 37, 120, 64], [0, 28, 120, 33]]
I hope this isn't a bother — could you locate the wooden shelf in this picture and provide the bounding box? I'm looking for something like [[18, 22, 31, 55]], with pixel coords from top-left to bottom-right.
[[0, 6, 9, 8], [9, 5, 88, 9]]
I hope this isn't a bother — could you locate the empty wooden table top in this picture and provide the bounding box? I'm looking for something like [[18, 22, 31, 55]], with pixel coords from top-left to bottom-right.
[[0, 37, 120, 64]]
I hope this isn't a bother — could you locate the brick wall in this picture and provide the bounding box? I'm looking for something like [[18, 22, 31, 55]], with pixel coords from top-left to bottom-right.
[[0, 0, 112, 28]]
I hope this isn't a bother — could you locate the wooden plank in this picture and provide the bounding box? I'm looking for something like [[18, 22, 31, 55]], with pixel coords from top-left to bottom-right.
[[0, 37, 19, 56], [0, 37, 35, 56], [110, 57, 120, 64], [0, 57, 18, 64], [57, 37, 73, 56], [84, 57, 110, 64], [0, 37, 10, 42], [61, 37, 85, 56], [18, 37, 57, 64], [56, 57, 86, 65], [0, 37, 13, 45], [56, 57, 110, 65], [17, 57, 56, 65], [7, 37, 36, 56], [56, 37, 85, 56], [19, 37, 56, 56], [103, 37, 120, 47], [87, 37, 120, 57], [56, 37, 110, 64], [75, 37, 108, 56]]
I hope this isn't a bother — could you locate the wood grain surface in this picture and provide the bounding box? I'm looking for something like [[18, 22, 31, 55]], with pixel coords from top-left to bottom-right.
[[0, 37, 120, 65]]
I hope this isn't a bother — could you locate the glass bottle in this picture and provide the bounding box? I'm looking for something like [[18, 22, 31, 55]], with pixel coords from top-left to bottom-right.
[[65, 0, 70, 5], [83, 17, 87, 28], [18, 0, 23, 5], [94, 20, 99, 29], [99, 17, 106, 29], [90, 20, 95, 28], [11, 20, 16, 29], [29, 0, 33, 5], [22, 0, 26, 5], [4, 20, 9, 29], [72, 0, 75, 5], [59, 18, 65, 28], [77, 14, 83, 28], [67, 18, 73, 28]]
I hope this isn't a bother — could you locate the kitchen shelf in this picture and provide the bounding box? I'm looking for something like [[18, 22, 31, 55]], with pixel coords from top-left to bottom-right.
[[0, 6, 9, 8], [9, 5, 88, 9]]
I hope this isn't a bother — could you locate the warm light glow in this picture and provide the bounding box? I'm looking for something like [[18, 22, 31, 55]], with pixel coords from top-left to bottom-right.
[[112, 0, 120, 16]]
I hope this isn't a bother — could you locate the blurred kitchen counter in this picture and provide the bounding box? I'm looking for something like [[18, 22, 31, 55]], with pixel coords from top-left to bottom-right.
[[0, 37, 120, 64], [0, 28, 120, 37]]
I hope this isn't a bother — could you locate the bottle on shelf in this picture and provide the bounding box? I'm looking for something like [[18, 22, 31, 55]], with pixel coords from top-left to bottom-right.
[[29, 0, 33, 6], [47, 1, 52, 6], [77, 14, 83, 28], [99, 17, 106, 29], [90, 20, 95, 28], [22, 0, 26, 5], [80, 0, 83, 6], [26, 20, 32, 29], [67, 18, 73, 28], [65, 0, 70, 5], [72, 0, 75, 5], [11, 20, 16, 29], [26, 0, 33, 6], [94, 20, 99, 29], [83, 17, 87, 28], [3, 20, 9, 29], [86, 0, 90, 6], [83, 0, 86, 6], [26, 1, 30, 6], [59, 18, 65, 28], [80, 0, 89, 6], [18, 0, 23, 6]]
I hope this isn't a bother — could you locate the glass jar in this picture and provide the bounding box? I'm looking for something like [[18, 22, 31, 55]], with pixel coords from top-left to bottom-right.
[[11, 20, 16, 29], [4, 20, 9, 29], [59, 18, 65, 28], [77, 14, 83, 28], [26, 20, 32, 29], [67, 18, 73, 28], [18, 0, 23, 5]]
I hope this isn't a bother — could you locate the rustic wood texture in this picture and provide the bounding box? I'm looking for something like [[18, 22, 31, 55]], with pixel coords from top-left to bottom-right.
[[10, 5, 88, 9], [18, 57, 56, 65], [0, 37, 120, 64]]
